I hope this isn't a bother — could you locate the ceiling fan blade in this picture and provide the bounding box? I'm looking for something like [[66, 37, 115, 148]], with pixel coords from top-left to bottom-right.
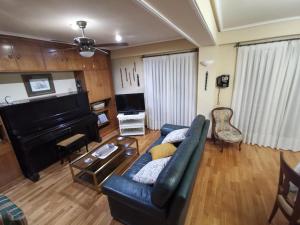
[[94, 42, 128, 47], [48, 47, 77, 53], [95, 48, 109, 55], [49, 39, 76, 46]]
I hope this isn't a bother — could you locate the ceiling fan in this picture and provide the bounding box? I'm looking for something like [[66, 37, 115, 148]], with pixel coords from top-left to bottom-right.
[[49, 20, 128, 57]]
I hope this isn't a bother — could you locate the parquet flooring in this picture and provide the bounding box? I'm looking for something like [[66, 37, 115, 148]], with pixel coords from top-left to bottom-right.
[[3, 130, 300, 225]]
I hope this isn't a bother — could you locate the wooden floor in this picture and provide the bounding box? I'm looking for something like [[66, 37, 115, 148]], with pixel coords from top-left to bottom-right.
[[3, 130, 300, 225]]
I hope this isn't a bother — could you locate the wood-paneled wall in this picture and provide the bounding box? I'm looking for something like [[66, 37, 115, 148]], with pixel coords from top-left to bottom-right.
[[0, 35, 118, 189]]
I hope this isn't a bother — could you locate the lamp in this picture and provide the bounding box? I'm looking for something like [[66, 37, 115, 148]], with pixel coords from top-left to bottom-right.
[[79, 51, 94, 57], [200, 60, 214, 91], [79, 45, 95, 58]]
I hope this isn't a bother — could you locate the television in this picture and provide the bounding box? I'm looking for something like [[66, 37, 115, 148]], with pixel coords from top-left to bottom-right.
[[115, 93, 145, 114]]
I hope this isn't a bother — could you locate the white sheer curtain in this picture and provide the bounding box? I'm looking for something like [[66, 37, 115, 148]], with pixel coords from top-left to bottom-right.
[[232, 40, 300, 151], [143, 52, 197, 130]]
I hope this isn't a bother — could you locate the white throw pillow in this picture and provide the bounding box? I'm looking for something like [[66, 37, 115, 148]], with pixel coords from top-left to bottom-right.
[[290, 162, 300, 192], [162, 128, 189, 144], [133, 157, 171, 184]]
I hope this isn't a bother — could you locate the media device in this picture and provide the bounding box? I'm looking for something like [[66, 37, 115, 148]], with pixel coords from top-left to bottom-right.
[[216, 75, 230, 88], [115, 93, 145, 115]]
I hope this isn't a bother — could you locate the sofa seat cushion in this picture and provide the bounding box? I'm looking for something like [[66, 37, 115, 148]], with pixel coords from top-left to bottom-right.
[[133, 157, 171, 184], [123, 153, 152, 179]]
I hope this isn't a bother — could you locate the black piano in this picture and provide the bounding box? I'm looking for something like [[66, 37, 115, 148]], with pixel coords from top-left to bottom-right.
[[0, 92, 100, 182]]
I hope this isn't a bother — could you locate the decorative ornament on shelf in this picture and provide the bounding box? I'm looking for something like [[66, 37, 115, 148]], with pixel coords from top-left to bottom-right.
[[4, 96, 13, 104], [200, 60, 214, 91]]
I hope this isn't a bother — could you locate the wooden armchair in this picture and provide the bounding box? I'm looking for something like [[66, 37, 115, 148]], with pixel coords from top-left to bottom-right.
[[211, 107, 242, 152], [269, 152, 300, 225]]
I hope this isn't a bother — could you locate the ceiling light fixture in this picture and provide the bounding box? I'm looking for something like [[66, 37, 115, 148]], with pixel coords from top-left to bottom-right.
[[2, 44, 11, 50], [79, 51, 95, 58], [115, 34, 122, 42]]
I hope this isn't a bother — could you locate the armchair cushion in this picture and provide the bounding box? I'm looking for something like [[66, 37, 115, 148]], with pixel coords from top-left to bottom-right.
[[217, 129, 242, 143], [0, 195, 27, 225]]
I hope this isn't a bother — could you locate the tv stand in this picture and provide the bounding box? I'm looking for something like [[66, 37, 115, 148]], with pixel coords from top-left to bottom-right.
[[124, 111, 139, 115], [117, 112, 145, 136]]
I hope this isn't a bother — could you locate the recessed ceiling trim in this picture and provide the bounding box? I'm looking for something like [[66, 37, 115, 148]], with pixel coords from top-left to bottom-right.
[[210, 0, 222, 32], [220, 16, 300, 32], [0, 30, 55, 42], [212, 0, 300, 32], [191, 0, 216, 44], [136, 0, 199, 46]]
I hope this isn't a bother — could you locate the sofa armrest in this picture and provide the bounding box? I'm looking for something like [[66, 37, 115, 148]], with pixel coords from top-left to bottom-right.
[[102, 175, 159, 213], [160, 124, 189, 137]]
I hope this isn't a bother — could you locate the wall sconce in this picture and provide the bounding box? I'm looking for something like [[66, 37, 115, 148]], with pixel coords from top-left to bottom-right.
[[200, 60, 214, 91]]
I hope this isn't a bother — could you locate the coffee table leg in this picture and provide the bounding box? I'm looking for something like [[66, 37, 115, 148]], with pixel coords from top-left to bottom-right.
[[92, 173, 100, 193], [69, 164, 75, 181], [135, 139, 139, 155]]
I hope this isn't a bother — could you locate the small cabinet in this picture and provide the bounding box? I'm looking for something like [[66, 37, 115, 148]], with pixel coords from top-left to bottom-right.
[[0, 39, 18, 71], [83, 69, 112, 103], [12, 40, 46, 71]]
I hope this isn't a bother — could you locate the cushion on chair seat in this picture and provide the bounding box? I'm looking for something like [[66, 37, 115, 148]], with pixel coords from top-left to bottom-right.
[[217, 129, 242, 143], [0, 195, 27, 225]]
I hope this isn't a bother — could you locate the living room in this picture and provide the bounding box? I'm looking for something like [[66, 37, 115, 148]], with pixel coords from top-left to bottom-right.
[[0, 0, 300, 225]]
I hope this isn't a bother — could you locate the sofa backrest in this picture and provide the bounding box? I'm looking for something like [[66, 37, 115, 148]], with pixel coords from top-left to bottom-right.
[[151, 115, 206, 208], [167, 119, 210, 225]]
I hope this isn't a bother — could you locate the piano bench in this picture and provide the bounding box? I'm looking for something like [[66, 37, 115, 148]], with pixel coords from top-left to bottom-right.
[[56, 134, 88, 164]]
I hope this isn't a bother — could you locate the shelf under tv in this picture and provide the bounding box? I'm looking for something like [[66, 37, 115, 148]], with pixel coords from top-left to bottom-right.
[[117, 112, 145, 136]]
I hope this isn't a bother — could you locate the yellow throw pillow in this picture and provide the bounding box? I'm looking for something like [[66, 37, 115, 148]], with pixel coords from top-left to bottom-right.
[[150, 143, 176, 160]]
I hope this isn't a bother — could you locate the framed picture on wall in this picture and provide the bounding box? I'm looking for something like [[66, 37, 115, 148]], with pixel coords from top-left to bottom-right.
[[22, 74, 56, 97]]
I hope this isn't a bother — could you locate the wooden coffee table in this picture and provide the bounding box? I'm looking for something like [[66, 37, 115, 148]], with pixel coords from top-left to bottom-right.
[[69, 135, 139, 193]]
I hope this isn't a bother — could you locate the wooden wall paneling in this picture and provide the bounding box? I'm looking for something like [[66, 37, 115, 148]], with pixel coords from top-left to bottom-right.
[[0, 116, 22, 190], [41, 43, 84, 71], [0, 38, 19, 71], [93, 53, 108, 70], [12, 40, 46, 71], [83, 70, 106, 103], [98, 56, 118, 136]]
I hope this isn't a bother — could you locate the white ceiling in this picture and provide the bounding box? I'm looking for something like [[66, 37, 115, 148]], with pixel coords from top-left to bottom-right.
[[137, 0, 215, 46], [213, 0, 300, 31], [0, 0, 182, 46]]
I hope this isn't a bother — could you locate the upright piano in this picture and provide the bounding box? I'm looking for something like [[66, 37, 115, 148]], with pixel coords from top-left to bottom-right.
[[0, 92, 100, 181]]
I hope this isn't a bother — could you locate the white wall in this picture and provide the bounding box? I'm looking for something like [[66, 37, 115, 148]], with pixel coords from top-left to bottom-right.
[[197, 44, 237, 136], [0, 72, 77, 103], [112, 56, 144, 94]]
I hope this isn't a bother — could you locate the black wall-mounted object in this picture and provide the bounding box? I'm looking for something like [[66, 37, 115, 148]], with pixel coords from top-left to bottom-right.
[[205, 71, 208, 91], [216, 75, 230, 88], [0, 92, 99, 182]]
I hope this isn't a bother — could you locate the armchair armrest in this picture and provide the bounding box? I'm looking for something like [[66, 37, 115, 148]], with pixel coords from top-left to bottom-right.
[[102, 175, 162, 214], [160, 124, 189, 137]]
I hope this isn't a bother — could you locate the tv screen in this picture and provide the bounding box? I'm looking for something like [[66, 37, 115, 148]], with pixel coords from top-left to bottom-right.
[[115, 93, 145, 113]]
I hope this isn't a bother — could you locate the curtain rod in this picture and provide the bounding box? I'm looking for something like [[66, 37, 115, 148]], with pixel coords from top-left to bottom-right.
[[142, 48, 198, 58], [235, 36, 300, 48]]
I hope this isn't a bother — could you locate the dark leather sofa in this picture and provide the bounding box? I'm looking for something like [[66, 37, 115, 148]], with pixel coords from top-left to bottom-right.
[[102, 115, 210, 225]]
